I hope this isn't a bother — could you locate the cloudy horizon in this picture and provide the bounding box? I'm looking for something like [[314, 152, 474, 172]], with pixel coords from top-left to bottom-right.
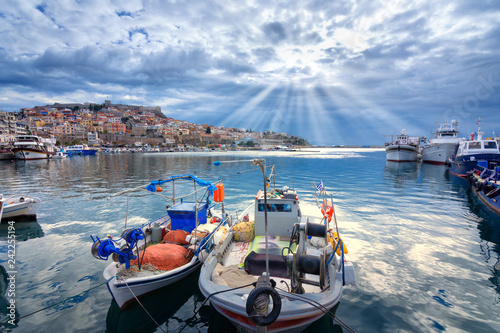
[[1, 1, 499, 145]]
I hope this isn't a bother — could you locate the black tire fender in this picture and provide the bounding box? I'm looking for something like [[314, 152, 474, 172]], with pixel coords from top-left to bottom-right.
[[246, 286, 282, 326]]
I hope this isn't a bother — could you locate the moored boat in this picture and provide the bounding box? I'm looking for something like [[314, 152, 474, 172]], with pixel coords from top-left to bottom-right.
[[449, 118, 500, 178], [466, 162, 500, 215], [11, 135, 55, 160], [90, 174, 229, 309], [422, 119, 465, 165], [0, 194, 41, 221], [198, 160, 355, 333], [64, 144, 98, 156], [51, 151, 67, 159], [385, 129, 421, 162], [0, 147, 14, 160]]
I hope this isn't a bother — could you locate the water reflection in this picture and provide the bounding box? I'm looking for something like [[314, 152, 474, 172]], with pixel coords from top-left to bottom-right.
[[106, 270, 205, 333], [0, 265, 19, 330], [457, 174, 500, 298], [384, 161, 419, 187], [0, 219, 44, 242], [420, 163, 448, 181]]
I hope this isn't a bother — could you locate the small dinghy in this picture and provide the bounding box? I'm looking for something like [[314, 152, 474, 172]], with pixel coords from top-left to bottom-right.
[[0, 194, 41, 222]]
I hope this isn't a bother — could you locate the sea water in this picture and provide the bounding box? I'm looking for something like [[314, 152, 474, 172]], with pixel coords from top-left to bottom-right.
[[0, 148, 499, 332]]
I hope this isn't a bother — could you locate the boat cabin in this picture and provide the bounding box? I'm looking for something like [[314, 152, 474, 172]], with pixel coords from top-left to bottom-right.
[[13, 135, 43, 146], [436, 120, 459, 138], [254, 188, 301, 237], [456, 140, 499, 156]]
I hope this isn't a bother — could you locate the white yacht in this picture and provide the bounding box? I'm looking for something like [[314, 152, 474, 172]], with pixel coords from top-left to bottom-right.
[[11, 135, 55, 160]]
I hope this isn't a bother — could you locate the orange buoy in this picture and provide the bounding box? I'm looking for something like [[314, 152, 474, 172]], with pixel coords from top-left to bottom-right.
[[214, 183, 225, 202], [156, 185, 163, 192]]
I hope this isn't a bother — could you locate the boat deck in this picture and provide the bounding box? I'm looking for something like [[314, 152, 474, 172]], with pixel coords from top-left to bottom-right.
[[216, 237, 322, 293]]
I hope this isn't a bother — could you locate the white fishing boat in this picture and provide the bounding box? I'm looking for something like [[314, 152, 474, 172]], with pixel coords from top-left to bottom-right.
[[385, 129, 421, 162], [198, 160, 356, 333], [11, 135, 55, 160], [0, 194, 41, 221], [90, 174, 229, 309], [422, 119, 465, 165]]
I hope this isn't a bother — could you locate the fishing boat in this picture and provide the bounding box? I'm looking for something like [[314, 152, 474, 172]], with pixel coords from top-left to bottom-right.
[[422, 119, 465, 165], [198, 159, 356, 333], [0, 194, 41, 221], [466, 162, 500, 215], [11, 135, 55, 160], [385, 129, 421, 162], [449, 118, 500, 178], [90, 174, 229, 309]]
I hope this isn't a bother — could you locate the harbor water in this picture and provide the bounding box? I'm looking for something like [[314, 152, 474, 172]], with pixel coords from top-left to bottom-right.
[[1, 148, 499, 332]]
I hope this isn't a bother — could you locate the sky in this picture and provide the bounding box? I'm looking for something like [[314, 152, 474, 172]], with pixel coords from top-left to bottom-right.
[[1, 1, 500, 145]]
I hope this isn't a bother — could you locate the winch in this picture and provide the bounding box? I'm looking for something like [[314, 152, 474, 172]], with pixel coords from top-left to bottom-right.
[[90, 228, 145, 269]]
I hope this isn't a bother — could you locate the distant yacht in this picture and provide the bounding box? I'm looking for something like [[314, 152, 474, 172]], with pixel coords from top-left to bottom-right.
[[422, 119, 465, 165], [385, 129, 421, 162]]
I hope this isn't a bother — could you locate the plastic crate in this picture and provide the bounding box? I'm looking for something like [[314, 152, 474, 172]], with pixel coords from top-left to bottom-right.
[[167, 201, 208, 232]]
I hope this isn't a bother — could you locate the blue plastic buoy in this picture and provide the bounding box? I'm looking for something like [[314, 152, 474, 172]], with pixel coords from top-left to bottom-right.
[[213, 161, 221, 166]]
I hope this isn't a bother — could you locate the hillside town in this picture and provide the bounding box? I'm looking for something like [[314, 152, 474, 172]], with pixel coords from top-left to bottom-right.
[[0, 100, 310, 149]]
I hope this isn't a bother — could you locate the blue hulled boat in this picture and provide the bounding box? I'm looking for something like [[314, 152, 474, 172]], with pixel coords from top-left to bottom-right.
[[448, 118, 500, 178], [64, 144, 98, 156], [466, 163, 500, 215]]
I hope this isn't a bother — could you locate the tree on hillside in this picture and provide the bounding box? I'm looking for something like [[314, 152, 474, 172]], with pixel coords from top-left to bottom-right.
[[206, 127, 211, 134]]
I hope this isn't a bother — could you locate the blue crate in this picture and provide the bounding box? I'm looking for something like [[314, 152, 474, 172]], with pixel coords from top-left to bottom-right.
[[167, 200, 208, 232], [478, 160, 488, 168]]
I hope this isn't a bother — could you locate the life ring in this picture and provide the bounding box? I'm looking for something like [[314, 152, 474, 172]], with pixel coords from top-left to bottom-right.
[[401, 139, 407, 144], [246, 286, 282, 326]]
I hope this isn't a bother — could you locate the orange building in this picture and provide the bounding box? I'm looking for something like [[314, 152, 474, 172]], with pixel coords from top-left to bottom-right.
[[104, 122, 126, 134]]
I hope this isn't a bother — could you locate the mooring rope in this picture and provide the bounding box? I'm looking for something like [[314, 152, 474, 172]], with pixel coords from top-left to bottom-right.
[[18, 276, 115, 320], [123, 279, 167, 333]]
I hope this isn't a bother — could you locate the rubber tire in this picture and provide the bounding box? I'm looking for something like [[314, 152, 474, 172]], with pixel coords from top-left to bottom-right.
[[246, 286, 282, 327]]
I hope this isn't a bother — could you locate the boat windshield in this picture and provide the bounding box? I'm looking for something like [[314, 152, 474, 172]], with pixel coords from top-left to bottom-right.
[[484, 141, 498, 149], [469, 142, 482, 149], [258, 203, 292, 212]]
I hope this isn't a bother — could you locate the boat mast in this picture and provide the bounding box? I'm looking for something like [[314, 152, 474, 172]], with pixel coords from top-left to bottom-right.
[[252, 159, 270, 286], [477, 117, 483, 141]]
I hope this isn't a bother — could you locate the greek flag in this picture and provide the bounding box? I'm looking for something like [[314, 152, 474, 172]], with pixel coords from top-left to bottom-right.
[[316, 180, 324, 192]]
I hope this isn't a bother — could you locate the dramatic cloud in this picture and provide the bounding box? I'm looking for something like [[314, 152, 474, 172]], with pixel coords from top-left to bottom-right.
[[1, 0, 499, 145]]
